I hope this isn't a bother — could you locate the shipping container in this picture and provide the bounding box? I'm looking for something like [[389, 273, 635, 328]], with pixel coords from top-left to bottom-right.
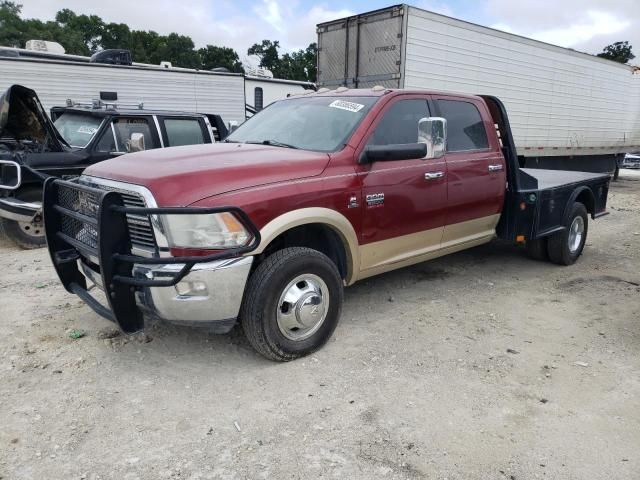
[[317, 4, 640, 173]]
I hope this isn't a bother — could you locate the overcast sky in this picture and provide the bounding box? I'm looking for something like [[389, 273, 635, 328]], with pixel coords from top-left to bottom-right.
[[20, 0, 640, 65]]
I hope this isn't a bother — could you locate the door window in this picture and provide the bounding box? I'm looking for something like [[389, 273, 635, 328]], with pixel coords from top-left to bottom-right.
[[112, 117, 158, 152], [367, 99, 429, 146], [95, 125, 117, 152], [163, 118, 205, 146], [437, 100, 489, 152]]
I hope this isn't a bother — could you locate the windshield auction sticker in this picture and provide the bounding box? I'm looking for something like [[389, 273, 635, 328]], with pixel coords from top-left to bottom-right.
[[77, 126, 98, 135], [329, 100, 365, 113]]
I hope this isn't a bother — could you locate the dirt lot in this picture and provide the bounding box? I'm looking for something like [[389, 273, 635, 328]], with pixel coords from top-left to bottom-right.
[[1, 171, 639, 480]]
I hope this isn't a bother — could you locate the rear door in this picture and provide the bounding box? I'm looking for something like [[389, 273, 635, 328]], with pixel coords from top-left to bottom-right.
[[433, 96, 506, 246], [355, 95, 448, 272]]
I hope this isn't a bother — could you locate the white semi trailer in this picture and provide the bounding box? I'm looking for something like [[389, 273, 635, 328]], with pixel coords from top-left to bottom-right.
[[317, 4, 640, 173]]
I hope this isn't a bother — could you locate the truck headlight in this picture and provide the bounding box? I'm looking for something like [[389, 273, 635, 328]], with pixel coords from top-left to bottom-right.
[[161, 212, 251, 249]]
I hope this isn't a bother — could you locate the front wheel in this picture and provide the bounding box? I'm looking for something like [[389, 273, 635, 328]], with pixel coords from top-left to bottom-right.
[[547, 202, 588, 265], [240, 247, 344, 361]]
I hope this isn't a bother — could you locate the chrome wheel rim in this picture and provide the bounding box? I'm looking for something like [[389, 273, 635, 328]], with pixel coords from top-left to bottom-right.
[[568, 216, 584, 253], [18, 220, 44, 238], [276, 274, 330, 341]]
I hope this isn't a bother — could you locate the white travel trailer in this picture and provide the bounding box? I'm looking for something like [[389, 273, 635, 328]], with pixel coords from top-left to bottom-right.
[[245, 69, 315, 114]]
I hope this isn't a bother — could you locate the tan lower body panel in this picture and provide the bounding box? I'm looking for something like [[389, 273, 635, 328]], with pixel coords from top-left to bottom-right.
[[356, 214, 500, 282]]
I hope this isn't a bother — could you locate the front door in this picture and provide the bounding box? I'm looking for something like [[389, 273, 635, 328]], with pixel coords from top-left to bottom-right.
[[89, 116, 162, 163], [433, 96, 506, 248], [356, 96, 448, 274]]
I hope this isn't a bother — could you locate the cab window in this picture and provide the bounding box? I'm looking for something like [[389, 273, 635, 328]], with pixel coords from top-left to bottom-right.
[[367, 99, 429, 146], [163, 118, 206, 146], [437, 100, 489, 152]]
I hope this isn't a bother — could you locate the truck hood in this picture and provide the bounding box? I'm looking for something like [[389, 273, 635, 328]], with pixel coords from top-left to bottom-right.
[[0, 84, 69, 153], [85, 143, 331, 206]]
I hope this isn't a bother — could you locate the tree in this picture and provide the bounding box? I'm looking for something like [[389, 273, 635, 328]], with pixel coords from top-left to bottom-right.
[[597, 41, 635, 64], [0, 2, 28, 47], [151, 32, 199, 68], [199, 45, 243, 72], [101, 22, 132, 50], [55, 9, 104, 54], [248, 40, 281, 73], [281, 43, 316, 82], [247, 40, 317, 82]]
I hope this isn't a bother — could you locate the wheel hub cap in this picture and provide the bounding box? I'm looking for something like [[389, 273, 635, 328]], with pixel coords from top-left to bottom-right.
[[277, 274, 329, 341], [568, 216, 584, 253], [18, 220, 44, 238]]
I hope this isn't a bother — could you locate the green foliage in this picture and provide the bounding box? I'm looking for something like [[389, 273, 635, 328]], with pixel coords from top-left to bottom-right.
[[597, 41, 635, 64], [248, 39, 281, 72], [248, 40, 317, 82], [0, 2, 248, 73], [199, 45, 244, 73]]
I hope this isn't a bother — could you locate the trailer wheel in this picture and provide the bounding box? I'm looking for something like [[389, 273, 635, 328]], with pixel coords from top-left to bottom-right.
[[525, 237, 548, 261], [240, 247, 343, 362], [0, 187, 45, 249], [547, 202, 588, 265]]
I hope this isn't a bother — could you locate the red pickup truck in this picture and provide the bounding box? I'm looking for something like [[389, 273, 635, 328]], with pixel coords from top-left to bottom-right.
[[43, 88, 610, 361]]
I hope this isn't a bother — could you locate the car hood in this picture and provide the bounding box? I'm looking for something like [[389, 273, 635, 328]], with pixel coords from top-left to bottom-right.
[[0, 84, 68, 152], [85, 143, 332, 206]]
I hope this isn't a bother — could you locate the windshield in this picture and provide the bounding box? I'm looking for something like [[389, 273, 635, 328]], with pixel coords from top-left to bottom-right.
[[54, 112, 103, 148], [226, 96, 378, 152]]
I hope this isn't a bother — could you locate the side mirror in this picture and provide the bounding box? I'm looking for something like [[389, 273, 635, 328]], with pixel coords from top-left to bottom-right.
[[127, 132, 145, 153], [418, 117, 446, 159], [359, 143, 428, 164], [228, 121, 239, 134], [0, 159, 22, 190]]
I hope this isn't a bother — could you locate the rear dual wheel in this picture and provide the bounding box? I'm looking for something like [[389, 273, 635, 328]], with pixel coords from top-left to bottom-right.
[[240, 247, 343, 362], [526, 202, 588, 265], [547, 202, 588, 265]]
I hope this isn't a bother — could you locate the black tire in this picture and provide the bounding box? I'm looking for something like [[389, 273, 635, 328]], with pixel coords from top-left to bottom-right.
[[613, 165, 620, 181], [0, 187, 45, 249], [240, 247, 343, 361], [547, 202, 588, 265], [525, 237, 548, 261]]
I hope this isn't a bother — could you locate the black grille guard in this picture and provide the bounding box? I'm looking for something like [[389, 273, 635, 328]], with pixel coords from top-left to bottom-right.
[[43, 177, 261, 333]]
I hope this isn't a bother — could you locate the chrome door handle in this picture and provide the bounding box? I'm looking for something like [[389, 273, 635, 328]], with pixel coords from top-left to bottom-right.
[[424, 171, 444, 180], [488, 164, 504, 172]]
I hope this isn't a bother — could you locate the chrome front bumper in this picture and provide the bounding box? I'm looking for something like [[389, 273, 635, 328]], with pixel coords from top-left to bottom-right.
[[80, 256, 253, 329], [0, 197, 41, 222]]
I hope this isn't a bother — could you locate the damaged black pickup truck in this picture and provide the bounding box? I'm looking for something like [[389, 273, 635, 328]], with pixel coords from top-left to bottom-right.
[[0, 85, 227, 248]]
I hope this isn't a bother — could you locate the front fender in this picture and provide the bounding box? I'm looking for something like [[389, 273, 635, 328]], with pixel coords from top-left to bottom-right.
[[254, 207, 361, 285]]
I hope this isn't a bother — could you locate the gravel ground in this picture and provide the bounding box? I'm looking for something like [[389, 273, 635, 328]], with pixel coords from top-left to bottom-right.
[[1, 170, 639, 480]]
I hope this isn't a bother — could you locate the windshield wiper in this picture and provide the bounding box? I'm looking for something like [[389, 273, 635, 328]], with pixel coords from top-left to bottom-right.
[[245, 139, 298, 149]]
